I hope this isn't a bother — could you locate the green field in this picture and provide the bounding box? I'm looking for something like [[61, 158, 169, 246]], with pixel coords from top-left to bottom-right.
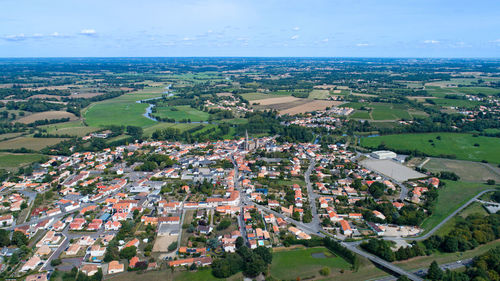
[[309, 89, 331, 99], [0, 152, 45, 171], [0, 137, 68, 151], [343, 102, 413, 121], [40, 120, 99, 137], [83, 89, 165, 127], [419, 180, 493, 234], [154, 105, 209, 122], [423, 158, 500, 183], [361, 133, 500, 163], [270, 247, 351, 280]]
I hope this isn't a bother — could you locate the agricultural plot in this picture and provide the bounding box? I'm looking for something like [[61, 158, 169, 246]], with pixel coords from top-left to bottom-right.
[[84, 90, 165, 127], [40, 120, 99, 137], [361, 133, 500, 164], [279, 100, 343, 115], [154, 105, 209, 122], [16, 111, 78, 124], [308, 89, 331, 99], [0, 152, 45, 171], [345, 102, 414, 121], [270, 247, 351, 280], [0, 137, 68, 151], [241, 91, 292, 101], [423, 158, 500, 183]]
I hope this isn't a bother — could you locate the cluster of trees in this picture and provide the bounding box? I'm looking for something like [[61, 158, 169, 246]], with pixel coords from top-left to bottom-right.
[[361, 239, 425, 262], [355, 198, 427, 226], [363, 213, 500, 262], [423, 213, 500, 254], [438, 171, 460, 181], [212, 245, 272, 278], [423, 247, 500, 280], [130, 153, 176, 172], [4, 99, 64, 112]]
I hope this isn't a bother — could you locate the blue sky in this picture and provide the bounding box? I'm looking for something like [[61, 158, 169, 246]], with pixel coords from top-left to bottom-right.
[[0, 0, 499, 57]]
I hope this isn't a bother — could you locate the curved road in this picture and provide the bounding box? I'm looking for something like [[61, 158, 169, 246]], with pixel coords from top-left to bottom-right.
[[404, 188, 496, 241]]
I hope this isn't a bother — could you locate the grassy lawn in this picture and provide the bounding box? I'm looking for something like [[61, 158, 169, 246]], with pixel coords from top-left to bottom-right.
[[270, 247, 351, 280], [360, 133, 500, 163], [0, 137, 68, 151], [107, 268, 242, 281], [155, 105, 209, 122], [419, 180, 493, 234], [423, 158, 500, 183], [83, 90, 165, 127]]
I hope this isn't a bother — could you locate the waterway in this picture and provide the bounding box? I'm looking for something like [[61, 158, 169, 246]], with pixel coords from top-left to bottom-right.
[[136, 84, 211, 124]]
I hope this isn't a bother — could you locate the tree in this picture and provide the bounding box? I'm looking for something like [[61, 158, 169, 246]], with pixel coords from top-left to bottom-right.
[[254, 246, 272, 265], [207, 238, 220, 249], [427, 261, 443, 280], [0, 229, 10, 247], [217, 219, 231, 231], [11, 231, 28, 247], [168, 242, 178, 252], [126, 126, 143, 140], [486, 179, 495, 185], [397, 276, 410, 281], [119, 246, 137, 260], [235, 237, 244, 249], [243, 254, 266, 277]]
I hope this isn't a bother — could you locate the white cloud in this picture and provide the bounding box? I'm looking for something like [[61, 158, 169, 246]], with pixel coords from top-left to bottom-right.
[[292, 26, 300, 31], [290, 35, 299, 40], [356, 43, 370, 47], [80, 29, 97, 36], [322, 38, 329, 42], [4, 34, 26, 41], [423, 39, 439, 44]]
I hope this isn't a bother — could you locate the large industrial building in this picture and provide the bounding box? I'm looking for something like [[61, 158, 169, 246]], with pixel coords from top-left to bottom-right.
[[370, 150, 397, 160]]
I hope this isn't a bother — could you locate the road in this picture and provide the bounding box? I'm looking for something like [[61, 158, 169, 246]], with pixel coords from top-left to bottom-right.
[[304, 158, 320, 227], [374, 258, 473, 281], [404, 189, 496, 241], [232, 152, 421, 281]]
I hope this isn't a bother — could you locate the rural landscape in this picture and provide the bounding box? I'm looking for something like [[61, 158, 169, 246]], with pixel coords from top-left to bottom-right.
[[1, 0, 500, 281], [0, 57, 498, 281]]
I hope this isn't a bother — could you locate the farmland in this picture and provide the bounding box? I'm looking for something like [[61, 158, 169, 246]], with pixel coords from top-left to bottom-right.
[[0, 136, 68, 151], [342, 102, 417, 121], [423, 158, 500, 183], [360, 133, 500, 163], [16, 111, 77, 124], [0, 152, 45, 171], [83, 89, 165, 127], [154, 105, 209, 122]]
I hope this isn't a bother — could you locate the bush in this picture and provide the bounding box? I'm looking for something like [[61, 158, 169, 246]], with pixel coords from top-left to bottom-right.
[[216, 219, 231, 231], [168, 241, 178, 252], [319, 267, 330, 276]]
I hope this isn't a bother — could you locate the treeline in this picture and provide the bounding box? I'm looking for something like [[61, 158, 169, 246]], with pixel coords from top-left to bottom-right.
[[361, 213, 500, 262], [212, 245, 272, 278]]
